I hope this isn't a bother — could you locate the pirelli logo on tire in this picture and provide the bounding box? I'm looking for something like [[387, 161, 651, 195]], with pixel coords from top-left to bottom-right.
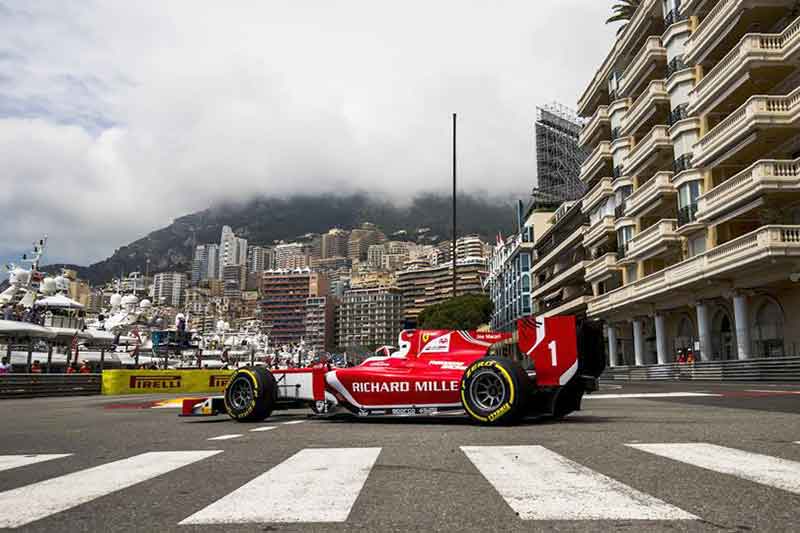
[[128, 375, 182, 390]]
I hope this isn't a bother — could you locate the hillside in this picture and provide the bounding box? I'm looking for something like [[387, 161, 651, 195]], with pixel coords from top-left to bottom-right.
[[46, 192, 519, 284]]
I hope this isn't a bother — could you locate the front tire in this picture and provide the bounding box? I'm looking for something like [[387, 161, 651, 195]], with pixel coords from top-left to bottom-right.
[[224, 366, 276, 422], [460, 357, 529, 425]]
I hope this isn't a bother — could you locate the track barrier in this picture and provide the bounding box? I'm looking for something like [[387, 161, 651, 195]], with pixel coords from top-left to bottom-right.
[[0, 374, 102, 398], [602, 356, 800, 382], [101, 369, 236, 395]]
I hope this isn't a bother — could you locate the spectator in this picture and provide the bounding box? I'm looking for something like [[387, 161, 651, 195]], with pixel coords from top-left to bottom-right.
[[30, 360, 42, 373], [79, 361, 91, 374], [0, 356, 11, 374], [676, 350, 686, 364], [2, 305, 12, 321], [66, 363, 77, 374], [686, 350, 695, 365]]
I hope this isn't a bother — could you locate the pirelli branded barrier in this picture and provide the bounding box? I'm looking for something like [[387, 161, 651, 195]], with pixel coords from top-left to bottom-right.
[[101, 370, 235, 395]]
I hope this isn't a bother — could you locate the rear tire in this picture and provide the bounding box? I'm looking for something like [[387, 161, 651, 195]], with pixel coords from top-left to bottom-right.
[[224, 366, 276, 422], [460, 357, 529, 425]]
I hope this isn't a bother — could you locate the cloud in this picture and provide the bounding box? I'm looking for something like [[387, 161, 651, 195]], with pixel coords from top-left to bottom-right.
[[1, 0, 617, 267]]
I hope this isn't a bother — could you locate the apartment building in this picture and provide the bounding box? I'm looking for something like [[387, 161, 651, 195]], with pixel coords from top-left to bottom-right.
[[260, 269, 329, 347], [273, 243, 308, 269], [577, 0, 800, 366], [153, 272, 187, 308], [397, 257, 487, 326], [337, 287, 403, 349], [305, 296, 335, 352], [321, 229, 350, 259]]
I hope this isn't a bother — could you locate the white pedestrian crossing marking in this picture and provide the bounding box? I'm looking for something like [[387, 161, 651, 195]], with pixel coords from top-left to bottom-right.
[[627, 443, 800, 495], [282, 420, 306, 425], [461, 445, 696, 520], [0, 450, 221, 528], [0, 454, 72, 473], [180, 447, 381, 524], [207, 434, 243, 441], [249, 426, 276, 432]]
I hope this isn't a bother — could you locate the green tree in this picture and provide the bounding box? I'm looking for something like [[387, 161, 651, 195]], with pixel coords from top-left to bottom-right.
[[417, 294, 494, 330], [606, 0, 642, 34]]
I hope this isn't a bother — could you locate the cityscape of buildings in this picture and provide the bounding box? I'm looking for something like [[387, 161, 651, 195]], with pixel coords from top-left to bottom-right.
[[32, 1, 800, 368]]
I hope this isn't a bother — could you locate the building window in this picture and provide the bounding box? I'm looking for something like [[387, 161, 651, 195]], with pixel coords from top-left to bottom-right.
[[520, 253, 530, 271], [521, 274, 531, 292], [678, 181, 702, 226]]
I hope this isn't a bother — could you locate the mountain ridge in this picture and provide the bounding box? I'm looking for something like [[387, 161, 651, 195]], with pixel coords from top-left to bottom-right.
[[44, 192, 520, 285]]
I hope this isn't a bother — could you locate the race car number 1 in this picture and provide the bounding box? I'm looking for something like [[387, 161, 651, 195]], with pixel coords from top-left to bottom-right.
[[549, 340, 557, 366]]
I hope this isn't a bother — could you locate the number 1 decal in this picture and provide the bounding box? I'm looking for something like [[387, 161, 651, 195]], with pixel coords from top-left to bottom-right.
[[548, 340, 557, 366]]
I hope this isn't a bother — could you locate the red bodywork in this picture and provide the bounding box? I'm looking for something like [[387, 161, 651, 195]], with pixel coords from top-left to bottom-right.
[[325, 316, 579, 414]]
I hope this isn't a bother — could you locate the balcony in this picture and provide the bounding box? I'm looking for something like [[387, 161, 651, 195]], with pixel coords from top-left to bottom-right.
[[623, 125, 673, 177], [624, 219, 680, 262], [625, 172, 676, 217], [697, 157, 800, 222], [582, 177, 615, 213], [580, 105, 611, 150], [540, 295, 593, 318], [580, 141, 613, 185], [621, 80, 670, 137], [685, 0, 792, 65], [583, 215, 616, 248], [532, 227, 585, 273], [585, 253, 621, 283], [532, 261, 589, 298], [688, 19, 800, 116], [617, 37, 668, 99], [588, 225, 800, 317], [692, 87, 800, 168]]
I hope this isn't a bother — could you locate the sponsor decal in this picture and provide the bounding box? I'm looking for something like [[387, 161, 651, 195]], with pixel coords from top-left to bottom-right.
[[209, 374, 231, 388], [429, 360, 466, 370], [487, 402, 511, 422], [351, 380, 460, 393], [128, 375, 182, 390], [421, 334, 451, 353]]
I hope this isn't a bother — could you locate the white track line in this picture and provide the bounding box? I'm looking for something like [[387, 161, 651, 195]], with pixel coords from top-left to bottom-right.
[[281, 420, 306, 425], [628, 443, 800, 495], [180, 447, 381, 524], [461, 445, 696, 520], [249, 426, 276, 432], [585, 392, 720, 399], [207, 434, 243, 441], [0, 450, 221, 528], [0, 454, 72, 473]]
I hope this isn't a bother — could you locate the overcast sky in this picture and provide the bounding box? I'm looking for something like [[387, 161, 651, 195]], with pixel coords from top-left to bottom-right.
[[2, 0, 618, 269]]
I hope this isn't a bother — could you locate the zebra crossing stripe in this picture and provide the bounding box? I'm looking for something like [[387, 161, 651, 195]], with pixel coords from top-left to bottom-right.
[[207, 434, 243, 441], [585, 392, 720, 399], [282, 420, 306, 425], [461, 445, 696, 520], [627, 443, 800, 494], [249, 426, 276, 432], [180, 447, 381, 524], [0, 454, 72, 473], [0, 451, 221, 528]]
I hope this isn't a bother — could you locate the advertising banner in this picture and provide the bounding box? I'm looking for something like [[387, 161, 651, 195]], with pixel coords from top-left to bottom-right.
[[102, 369, 235, 395]]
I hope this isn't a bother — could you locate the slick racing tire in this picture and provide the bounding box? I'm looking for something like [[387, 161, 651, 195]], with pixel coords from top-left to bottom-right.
[[460, 357, 529, 425], [224, 366, 276, 422]]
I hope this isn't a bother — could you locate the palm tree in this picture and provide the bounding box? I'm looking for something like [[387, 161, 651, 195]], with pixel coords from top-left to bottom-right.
[[606, 0, 642, 34]]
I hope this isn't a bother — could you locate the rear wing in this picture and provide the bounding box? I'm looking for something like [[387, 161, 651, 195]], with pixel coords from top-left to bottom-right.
[[517, 316, 579, 387]]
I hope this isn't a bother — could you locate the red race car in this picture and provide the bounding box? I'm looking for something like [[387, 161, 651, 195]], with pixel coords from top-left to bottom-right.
[[182, 316, 605, 425]]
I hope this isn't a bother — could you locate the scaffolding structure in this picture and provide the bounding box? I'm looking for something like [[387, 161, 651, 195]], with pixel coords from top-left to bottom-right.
[[531, 103, 588, 208]]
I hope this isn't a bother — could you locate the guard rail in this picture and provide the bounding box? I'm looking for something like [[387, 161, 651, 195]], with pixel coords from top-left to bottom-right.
[[601, 357, 800, 382], [0, 374, 102, 398]]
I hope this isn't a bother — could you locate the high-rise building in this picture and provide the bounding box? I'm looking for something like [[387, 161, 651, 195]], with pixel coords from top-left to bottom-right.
[[191, 245, 208, 284], [153, 272, 187, 308], [347, 223, 385, 261], [219, 226, 247, 279], [337, 287, 403, 350], [577, 1, 800, 366], [274, 242, 308, 269], [322, 228, 350, 259], [222, 264, 245, 298], [261, 269, 329, 347], [305, 296, 335, 352], [436, 235, 489, 264], [206, 244, 220, 280], [247, 245, 272, 273], [367, 244, 386, 270], [396, 257, 487, 326], [532, 103, 588, 206]]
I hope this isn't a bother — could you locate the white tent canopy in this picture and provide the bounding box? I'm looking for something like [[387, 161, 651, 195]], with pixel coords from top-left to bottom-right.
[[34, 295, 85, 310]]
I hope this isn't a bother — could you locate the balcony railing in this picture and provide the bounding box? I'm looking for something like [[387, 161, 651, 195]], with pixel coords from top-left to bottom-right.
[[668, 104, 689, 126], [625, 219, 680, 261], [625, 172, 675, 216], [588, 225, 800, 317], [688, 17, 800, 114], [618, 36, 667, 97], [582, 177, 615, 213], [663, 8, 687, 27], [579, 105, 610, 148], [673, 153, 693, 174], [585, 253, 620, 282], [693, 87, 800, 167], [666, 56, 688, 78], [697, 157, 800, 221], [580, 141, 613, 184], [684, 0, 740, 64], [583, 215, 616, 248], [677, 203, 699, 227], [622, 80, 669, 136], [623, 125, 671, 176]]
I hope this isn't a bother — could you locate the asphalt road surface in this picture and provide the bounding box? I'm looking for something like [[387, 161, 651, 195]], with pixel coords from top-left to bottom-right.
[[2, 380, 800, 532]]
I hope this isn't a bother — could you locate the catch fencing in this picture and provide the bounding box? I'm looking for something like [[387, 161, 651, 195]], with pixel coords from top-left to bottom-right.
[[0, 374, 102, 398], [602, 356, 800, 382]]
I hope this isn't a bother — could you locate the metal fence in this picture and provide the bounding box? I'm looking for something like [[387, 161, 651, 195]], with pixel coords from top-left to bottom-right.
[[602, 357, 800, 382], [0, 374, 102, 399]]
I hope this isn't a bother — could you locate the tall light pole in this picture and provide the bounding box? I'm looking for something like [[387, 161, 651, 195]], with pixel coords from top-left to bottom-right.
[[452, 113, 457, 298]]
